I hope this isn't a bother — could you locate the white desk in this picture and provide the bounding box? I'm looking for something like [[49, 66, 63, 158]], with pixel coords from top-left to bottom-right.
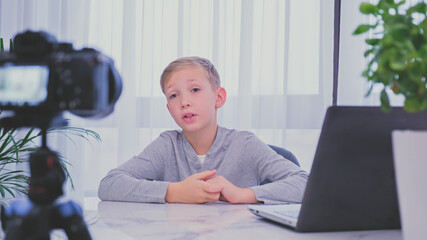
[[70, 200, 402, 240]]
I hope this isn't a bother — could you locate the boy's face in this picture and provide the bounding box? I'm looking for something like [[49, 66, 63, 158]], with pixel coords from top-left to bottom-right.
[[164, 66, 226, 135]]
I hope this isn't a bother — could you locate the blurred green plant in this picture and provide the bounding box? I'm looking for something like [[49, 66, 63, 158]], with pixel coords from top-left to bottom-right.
[[353, 0, 427, 112], [0, 126, 100, 198], [0, 38, 100, 197], [0, 128, 33, 197]]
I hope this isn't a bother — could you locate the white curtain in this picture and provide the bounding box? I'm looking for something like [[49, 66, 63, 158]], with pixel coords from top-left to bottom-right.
[[0, 0, 335, 201]]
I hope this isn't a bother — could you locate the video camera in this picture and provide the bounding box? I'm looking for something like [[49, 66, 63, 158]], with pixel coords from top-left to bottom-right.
[[0, 30, 123, 240], [0, 30, 122, 129]]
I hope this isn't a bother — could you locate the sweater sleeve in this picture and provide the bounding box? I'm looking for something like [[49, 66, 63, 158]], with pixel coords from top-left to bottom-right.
[[98, 134, 172, 203], [246, 134, 309, 204]]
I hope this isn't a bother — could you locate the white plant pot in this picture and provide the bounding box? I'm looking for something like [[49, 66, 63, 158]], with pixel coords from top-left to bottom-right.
[[392, 130, 427, 240]]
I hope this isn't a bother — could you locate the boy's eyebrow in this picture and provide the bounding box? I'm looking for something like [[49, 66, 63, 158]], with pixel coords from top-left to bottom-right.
[[165, 78, 205, 93], [166, 79, 200, 91], [188, 79, 199, 84], [165, 82, 176, 92], [165, 85, 174, 91]]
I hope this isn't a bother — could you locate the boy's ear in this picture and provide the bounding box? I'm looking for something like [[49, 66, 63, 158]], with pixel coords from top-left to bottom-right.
[[215, 87, 227, 109]]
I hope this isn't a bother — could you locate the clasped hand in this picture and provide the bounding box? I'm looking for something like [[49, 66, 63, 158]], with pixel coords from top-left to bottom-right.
[[165, 170, 257, 204]]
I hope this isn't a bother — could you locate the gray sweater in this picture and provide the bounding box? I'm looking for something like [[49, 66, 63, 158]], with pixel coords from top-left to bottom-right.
[[98, 126, 309, 204]]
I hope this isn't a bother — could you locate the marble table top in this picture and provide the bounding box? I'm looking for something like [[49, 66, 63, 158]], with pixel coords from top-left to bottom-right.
[[66, 200, 402, 240]]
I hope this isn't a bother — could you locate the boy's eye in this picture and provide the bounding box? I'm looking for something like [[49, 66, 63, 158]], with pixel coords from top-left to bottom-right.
[[169, 93, 177, 99], [192, 88, 200, 93]]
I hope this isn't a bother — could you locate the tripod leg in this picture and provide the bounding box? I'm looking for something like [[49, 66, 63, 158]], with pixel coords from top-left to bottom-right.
[[1, 198, 51, 240], [1, 204, 26, 240], [54, 201, 92, 240]]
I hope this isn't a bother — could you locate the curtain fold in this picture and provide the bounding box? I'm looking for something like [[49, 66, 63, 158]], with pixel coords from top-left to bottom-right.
[[0, 0, 334, 199]]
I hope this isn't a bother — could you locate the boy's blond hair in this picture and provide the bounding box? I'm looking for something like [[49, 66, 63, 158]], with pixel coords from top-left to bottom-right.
[[160, 56, 220, 93]]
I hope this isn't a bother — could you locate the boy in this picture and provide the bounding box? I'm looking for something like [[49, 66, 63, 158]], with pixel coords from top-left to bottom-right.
[[98, 56, 308, 204]]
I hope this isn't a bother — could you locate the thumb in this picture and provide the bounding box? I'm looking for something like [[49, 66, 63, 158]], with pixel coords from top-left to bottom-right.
[[190, 170, 217, 180]]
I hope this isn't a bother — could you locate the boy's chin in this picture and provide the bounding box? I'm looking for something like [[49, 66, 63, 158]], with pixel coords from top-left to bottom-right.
[[180, 127, 199, 134], [179, 124, 205, 134], [181, 124, 219, 135]]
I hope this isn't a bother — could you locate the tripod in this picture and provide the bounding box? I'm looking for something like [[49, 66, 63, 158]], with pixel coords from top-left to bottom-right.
[[0, 129, 91, 240]]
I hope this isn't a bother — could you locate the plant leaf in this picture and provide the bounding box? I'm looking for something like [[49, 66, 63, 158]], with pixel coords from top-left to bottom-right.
[[9, 39, 14, 52], [404, 97, 427, 112], [407, 2, 427, 15], [390, 57, 407, 71], [380, 89, 391, 112], [364, 48, 376, 57], [366, 38, 381, 46], [0, 186, 5, 198], [0, 130, 14, 154], [353, 24, 375, 35], [360, 3, 378, 15], [365, 83, 375, 97]]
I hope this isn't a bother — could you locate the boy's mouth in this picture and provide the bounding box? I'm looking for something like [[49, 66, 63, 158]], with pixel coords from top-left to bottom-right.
[[183, 113, 197, 122]]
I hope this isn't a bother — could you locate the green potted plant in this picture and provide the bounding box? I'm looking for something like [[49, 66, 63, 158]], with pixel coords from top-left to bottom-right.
[[353, 1, 427, 239], [0, 126, 100, 198], [353, 0, 427, 113]]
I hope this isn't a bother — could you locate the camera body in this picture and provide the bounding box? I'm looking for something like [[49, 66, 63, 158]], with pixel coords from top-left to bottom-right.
[[0, 30, 122, 128]]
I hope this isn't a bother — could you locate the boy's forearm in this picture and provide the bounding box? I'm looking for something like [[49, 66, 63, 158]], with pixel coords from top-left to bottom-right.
[[98, 173, 170, 203], [225, 187, 259, 204], [240, 188, 259, 204], [165, 182, 179, 203]]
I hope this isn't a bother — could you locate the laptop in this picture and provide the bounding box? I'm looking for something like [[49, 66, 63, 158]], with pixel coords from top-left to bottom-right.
[[249, 106, 427, 232]]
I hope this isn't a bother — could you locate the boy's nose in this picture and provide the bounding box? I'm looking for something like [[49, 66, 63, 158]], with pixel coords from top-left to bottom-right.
[[181, 102, 191, 109], [181, 96, 191, 108]]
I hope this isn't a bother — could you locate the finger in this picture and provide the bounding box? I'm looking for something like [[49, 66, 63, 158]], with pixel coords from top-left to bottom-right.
[[191, 170, 217, 180], [204, 192, 221, 202], [206, 176, 225, 186], [205, 177, 218, 183], [203, 182, 222, 193], [205, 175, 217, 181], [219, 194, 228, 202]]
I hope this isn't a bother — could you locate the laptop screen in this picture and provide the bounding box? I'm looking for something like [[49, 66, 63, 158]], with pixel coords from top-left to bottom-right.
[[296, 106, 427, 232]]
